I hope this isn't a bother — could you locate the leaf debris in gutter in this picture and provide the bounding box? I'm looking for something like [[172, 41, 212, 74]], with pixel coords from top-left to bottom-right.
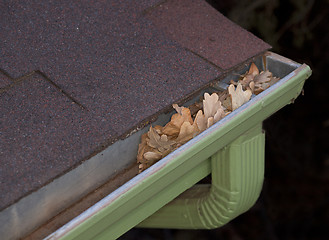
[[137, 63, 280, 172]]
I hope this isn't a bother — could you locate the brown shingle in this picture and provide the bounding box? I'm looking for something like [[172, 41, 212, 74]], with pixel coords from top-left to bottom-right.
[[147, 0, 271, 70], [0, 74, 94, 210]]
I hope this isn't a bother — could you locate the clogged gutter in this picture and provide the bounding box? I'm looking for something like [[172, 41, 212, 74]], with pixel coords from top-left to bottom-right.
[[137, 63, 280, 172]]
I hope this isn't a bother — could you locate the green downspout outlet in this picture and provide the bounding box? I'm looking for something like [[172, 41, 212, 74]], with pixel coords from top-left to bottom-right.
[[138, 124, 265, 229]]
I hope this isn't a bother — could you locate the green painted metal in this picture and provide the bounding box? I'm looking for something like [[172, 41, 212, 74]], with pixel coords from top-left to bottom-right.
[[138, 124, 265, 228], [47, 56, 311, 240]]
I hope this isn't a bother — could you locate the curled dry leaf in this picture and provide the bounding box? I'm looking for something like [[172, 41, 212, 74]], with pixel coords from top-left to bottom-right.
[[248, 81, 255, 92], [228, 83, 252, 111], [176, 121, 199, 144], [138, 150, 161, 172], [253, 70, 280, 94], [137, 133, 160, 172], [239, 62, 259, 88], [249, 62, 260, 76], [214, 105, 226, 122], [203, 93, 221, 119], [207, 117, 214, 129], [143, 151, 162, 162], [194, 92, 226, 132], [194, 110, 207, 132], [147, 126, 174, 152], [162, 104, 193, 138]]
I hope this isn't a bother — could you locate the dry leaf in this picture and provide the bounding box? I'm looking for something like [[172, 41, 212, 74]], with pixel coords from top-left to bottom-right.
[[194, 109, 207, 132], [162, 105, 193, 137], [194, 92, 226, 132], [228, 83, 252, 110], [138, 105, 194, 172], [176, 121, 199, 144], [173, 104, 193, 124], [222, 95, 232, 111], [203, 93, 222, 119], [214, 107, 225, 122], [147, 126, 174, 152], [144, 151, 162, 162], [253, 70, 280, 94], [249, 62, 260, 76], [139, 149, 161, 172], [153, 125, 163, 135], [137, 132, 148, 164], [218, 91, 228, 103], [138, 127, 175, 172], [189, 101, 203, 117], [254, 70, 272, 84], [248, 81, 255, 92], [207, 117, 214, 128], [235, 63, 280, 94], [137, 132, 162, 172], [239, 63, 259, 88]]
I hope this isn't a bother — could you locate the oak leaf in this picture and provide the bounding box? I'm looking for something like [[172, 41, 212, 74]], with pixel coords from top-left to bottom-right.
[[253, 70, 280, 94], [239, 63, 259, 89], [228, 83, 252, 111], [203, 93, 222, 119], [162, 104, 193, 137], [176, 121, 199, 144], [137, 132, 163, 172], [194, 92, 226, 132], [194, 110, 207, 132], [147, 126, 174, 152]]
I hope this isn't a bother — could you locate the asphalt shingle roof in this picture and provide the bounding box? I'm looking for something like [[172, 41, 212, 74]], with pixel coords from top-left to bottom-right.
[[0, 0, 270, 212]]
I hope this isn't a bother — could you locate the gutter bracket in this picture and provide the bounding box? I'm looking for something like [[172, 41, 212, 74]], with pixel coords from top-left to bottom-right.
[[138, 123, 265, 229]]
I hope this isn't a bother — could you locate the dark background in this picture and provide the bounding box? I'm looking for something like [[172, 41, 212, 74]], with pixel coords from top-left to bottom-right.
[[121, 0, 329, 239]]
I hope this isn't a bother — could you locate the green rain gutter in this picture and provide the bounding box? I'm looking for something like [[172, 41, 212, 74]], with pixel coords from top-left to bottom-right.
[[46, 52, 312, 240]]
